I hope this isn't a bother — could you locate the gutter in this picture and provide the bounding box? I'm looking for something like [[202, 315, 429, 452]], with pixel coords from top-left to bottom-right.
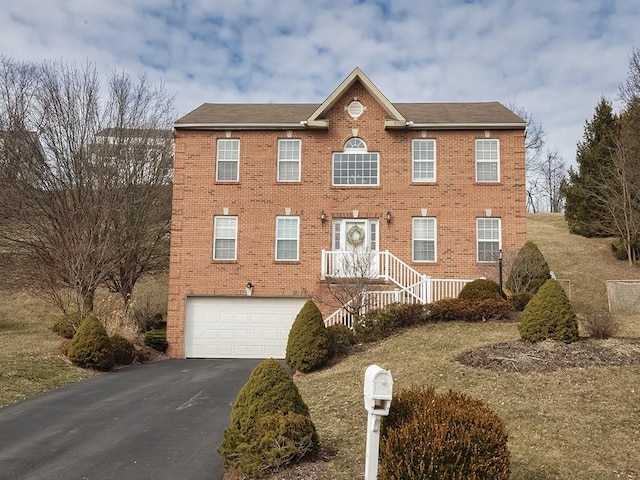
[[386, 120, 527, 130], [174, 122, 328, 130]]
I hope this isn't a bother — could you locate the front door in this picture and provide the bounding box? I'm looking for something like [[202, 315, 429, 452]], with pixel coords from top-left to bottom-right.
[[332, 219, 379, 277]]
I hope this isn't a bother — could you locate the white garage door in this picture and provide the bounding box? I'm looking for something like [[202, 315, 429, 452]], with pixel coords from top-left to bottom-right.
[[184, 296, 308, 359]]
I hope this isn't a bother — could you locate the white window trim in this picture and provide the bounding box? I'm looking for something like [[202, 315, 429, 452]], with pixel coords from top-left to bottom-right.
[[412, 217, 437, 263], [277, 139, 301, 182], [475, 138, 500, 183], [476, 217, 502, 263], [332, 138, 379, 186], [275, 216, 300, 261], [412, 139, 436, 183], [216, 138, 240, 182], [213, 216, 238, 261]]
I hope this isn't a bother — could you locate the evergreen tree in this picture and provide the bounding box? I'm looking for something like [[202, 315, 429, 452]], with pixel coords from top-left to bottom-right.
[[563, 97, 620, 236]]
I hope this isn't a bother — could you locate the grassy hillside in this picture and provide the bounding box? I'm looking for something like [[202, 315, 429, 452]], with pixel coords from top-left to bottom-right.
[[527, 213, 640, 316]]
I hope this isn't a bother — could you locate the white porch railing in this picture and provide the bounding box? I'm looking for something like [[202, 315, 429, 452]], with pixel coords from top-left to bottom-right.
[[324, 278, 472, 328], [322, 250, 473, 328], [322, 250, 430, 303]]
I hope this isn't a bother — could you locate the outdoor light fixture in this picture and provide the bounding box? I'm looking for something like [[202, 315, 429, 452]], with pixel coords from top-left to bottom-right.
[[386, 211, 392, 224], [320, 211, 327, 224], [246, 282, 253, 296]]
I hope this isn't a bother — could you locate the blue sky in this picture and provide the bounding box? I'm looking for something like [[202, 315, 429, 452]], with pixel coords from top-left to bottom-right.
[[2, 0, 639, 165]]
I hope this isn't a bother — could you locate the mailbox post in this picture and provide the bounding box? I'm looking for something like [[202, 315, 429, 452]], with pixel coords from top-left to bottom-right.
[[363, 364, 393, 480]]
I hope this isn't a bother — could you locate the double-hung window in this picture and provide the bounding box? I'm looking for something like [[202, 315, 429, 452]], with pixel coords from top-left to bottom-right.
[[477, 218, 501, 262], [475, 139, 499, 182], [213, 216, 237, 260], [275, 216, 299, 261], [277, 139, 301, 182], [216, 139, 239, 182], [412, 139, 436, 182], [413, 217, 436, 262], [333, 138, 379, 186]]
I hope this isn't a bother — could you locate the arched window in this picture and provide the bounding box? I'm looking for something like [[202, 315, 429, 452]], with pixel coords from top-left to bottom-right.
[[344, 137, 367, 151], [333, 138, 379, 185]]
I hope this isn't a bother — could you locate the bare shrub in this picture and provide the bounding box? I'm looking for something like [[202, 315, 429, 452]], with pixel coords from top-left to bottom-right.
[[130, 295, 167, 332], [582, 311, 620, 339], [93, 294, 142, 343]]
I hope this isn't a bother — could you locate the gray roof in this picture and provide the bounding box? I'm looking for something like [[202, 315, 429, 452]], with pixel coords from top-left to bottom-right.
[[175, 101, 525, 127], [395, 102, 525, 125], [176, 104, 317, 125]]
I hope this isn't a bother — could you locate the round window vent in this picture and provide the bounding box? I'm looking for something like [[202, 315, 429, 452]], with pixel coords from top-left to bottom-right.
[[347, 100, 364, 118]]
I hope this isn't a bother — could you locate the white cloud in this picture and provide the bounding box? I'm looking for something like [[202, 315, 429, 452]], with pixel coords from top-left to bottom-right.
[[1, 0, 639, 164]]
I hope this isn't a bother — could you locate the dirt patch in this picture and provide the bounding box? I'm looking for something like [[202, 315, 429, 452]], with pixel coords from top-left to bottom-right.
[[457, 338, 640, 373], [222, 447, 334, 480]]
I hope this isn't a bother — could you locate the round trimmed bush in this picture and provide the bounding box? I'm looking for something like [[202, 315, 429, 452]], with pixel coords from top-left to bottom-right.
[[506, 241, 551, 294], [380, 386, 510, 480], [219, 358, 317, 476], [68, 315, 115, 371], [519, 279, 579, 343], [428, 297, 512, 322], [285, 300, 330, 373], [52, 312, 83, 339], [458, 279, 503, 301], [144, 329, 168, 352], [110, 334, 135, 365]]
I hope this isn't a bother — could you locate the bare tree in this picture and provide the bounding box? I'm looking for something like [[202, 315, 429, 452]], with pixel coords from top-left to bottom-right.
[[535, 149, 566, 213], [592, 139, 640, 265], [596, 45, 640, 264], [508, 104, 547, 212], [0, 58, 174, 313], [322, 248, 379, 318]]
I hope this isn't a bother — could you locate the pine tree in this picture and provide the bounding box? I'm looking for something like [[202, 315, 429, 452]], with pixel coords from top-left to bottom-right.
[[563, 97, 619, 236]]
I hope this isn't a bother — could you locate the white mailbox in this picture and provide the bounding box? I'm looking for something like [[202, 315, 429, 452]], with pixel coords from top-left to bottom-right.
[[363, 364, 393, 416]]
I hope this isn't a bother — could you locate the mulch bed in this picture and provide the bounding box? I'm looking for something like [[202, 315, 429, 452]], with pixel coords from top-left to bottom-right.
[[457, 338, 640, 373]]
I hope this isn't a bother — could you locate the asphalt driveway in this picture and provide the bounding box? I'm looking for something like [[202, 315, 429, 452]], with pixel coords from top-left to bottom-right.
[[0, 359, 261, 480]]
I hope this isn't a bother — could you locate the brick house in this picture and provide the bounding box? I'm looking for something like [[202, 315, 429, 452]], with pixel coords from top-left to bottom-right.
[[167, 68, 527, 359]]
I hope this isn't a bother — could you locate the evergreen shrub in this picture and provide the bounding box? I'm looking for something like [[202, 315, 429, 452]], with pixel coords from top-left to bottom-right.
[[611, 238, 640, 262], [144, 329, 168, 352], [519, 279, 579, 343], [458, 279, 503, 300], [285, 300, 330, 373], [379, 386, 510, 480], [68, 315, 115, 371], [52, 312, 83, 339], [508, 292, 534, 311], [326, 324, 357, 357], [428, 298, 512, 322], [219, 358, 317, 476], [354, 303, 428, 343], [506, 241, 551, 294], [110, 334, 135, 365]]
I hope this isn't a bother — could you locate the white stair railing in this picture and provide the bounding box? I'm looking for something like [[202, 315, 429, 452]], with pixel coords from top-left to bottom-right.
[[321, 250, 429, 303], [321, 250, 473, 328]]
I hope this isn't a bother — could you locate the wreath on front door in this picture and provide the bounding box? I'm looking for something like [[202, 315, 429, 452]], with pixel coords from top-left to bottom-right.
[[346, 225, 365, 247]]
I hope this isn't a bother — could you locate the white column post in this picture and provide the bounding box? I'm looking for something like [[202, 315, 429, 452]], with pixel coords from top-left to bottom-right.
[[365, 413, 382, 480], [363, 365, 393, 480]]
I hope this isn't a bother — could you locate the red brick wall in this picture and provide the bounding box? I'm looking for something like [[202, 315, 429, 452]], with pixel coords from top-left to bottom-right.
[[166, 83, 526, 357]]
